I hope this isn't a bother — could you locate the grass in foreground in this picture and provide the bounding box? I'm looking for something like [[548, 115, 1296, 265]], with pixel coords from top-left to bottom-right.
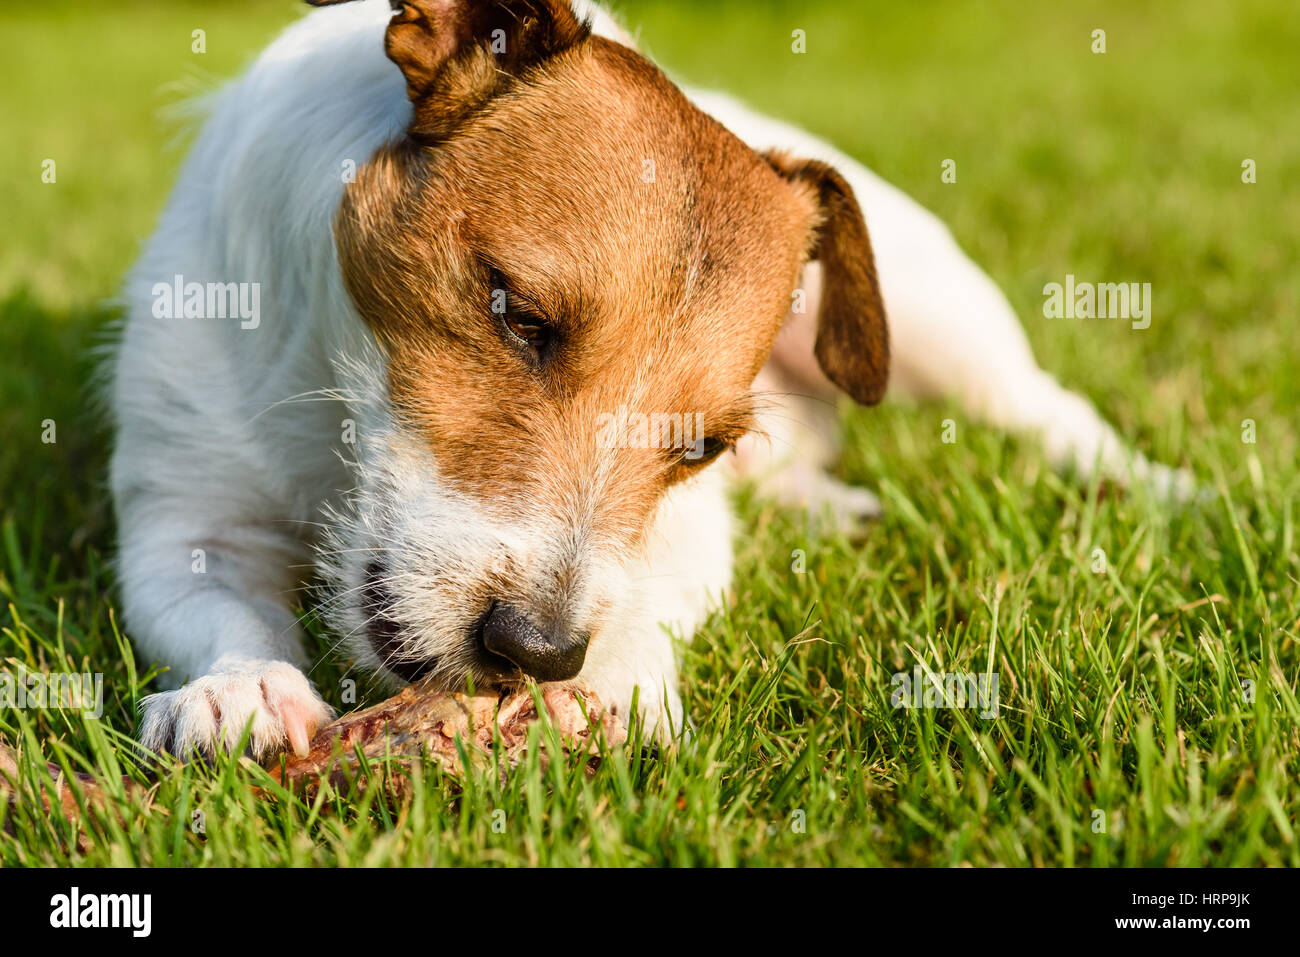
[[1, 0, 1297, 865]]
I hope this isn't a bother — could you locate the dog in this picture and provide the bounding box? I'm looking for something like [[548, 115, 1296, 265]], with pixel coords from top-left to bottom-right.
[[111, 0, 1187, 759]]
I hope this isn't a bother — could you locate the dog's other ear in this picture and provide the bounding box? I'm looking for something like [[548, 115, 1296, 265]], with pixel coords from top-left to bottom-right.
[[764, 151, 890, 406], [306, 0, 590, 138]]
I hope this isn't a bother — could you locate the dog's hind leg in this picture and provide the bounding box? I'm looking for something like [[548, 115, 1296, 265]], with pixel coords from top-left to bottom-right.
[[692, 88, 1194, 501], [833, 194, 1194, 500]]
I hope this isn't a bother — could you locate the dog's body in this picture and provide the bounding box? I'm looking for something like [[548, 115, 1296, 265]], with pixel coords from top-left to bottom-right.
[[113, 0, 1184, 758]]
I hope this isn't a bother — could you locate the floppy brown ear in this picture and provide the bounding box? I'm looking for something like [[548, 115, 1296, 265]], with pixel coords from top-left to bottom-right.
[[306, 0, 590, 139], [764, 152, 890, 406]]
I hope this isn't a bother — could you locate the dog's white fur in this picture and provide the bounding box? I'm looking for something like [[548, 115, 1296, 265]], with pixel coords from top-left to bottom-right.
[[113, 0, 1187, 758]]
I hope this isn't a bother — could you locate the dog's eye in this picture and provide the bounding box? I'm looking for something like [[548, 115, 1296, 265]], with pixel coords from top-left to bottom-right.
[[489, 269, 554, 359], [504, 312, 549, 346], [681, 437, 733, 467]]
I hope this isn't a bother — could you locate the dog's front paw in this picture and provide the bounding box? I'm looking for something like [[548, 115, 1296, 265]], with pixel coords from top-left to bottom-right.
[[787, 470, 883, 534], [138, 660, 334, 761], [598, 680, 689, 746], [810, 475, 884, 530]]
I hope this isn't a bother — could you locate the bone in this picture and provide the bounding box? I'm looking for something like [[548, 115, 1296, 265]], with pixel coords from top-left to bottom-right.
[[262, 680, 627, 799], [0, 681, 626, 822]]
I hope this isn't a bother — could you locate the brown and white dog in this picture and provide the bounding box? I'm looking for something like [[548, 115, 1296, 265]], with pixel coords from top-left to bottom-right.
[[112, 0, 1187, 758]]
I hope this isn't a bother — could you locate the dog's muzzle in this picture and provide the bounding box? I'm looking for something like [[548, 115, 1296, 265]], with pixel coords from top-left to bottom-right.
[[363, 561, 435, 682]]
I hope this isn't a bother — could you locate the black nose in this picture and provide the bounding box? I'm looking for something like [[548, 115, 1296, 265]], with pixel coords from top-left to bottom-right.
[[480, 604, 587, 682]]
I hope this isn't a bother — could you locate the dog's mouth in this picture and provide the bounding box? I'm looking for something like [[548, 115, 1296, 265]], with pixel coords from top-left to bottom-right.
[[362, 561, 433, 682], [361, 561, 518, 686]]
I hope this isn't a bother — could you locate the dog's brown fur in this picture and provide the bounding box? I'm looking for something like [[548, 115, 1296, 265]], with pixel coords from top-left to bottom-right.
[[328, 0, 887, 549]]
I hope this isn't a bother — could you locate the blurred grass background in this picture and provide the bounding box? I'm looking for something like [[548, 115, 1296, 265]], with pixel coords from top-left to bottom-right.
[[1, 0, 1297, 865]]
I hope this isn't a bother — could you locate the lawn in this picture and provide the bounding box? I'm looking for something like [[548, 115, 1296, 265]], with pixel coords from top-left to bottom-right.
[[0, 0, 1297, 866]]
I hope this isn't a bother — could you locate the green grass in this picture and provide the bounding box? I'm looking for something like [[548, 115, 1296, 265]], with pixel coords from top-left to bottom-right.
[[2, 0, 1298, 866]]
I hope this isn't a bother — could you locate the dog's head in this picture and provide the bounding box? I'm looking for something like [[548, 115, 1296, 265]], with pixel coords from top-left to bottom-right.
[[313, 0, 888, 688]]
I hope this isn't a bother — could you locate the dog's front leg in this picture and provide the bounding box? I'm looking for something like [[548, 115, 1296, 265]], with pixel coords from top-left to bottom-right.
[[117, 509, 333, 761], [734, 348, 884, 534], [578, 473, 735, 742], [580, 622, 686, 743]]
